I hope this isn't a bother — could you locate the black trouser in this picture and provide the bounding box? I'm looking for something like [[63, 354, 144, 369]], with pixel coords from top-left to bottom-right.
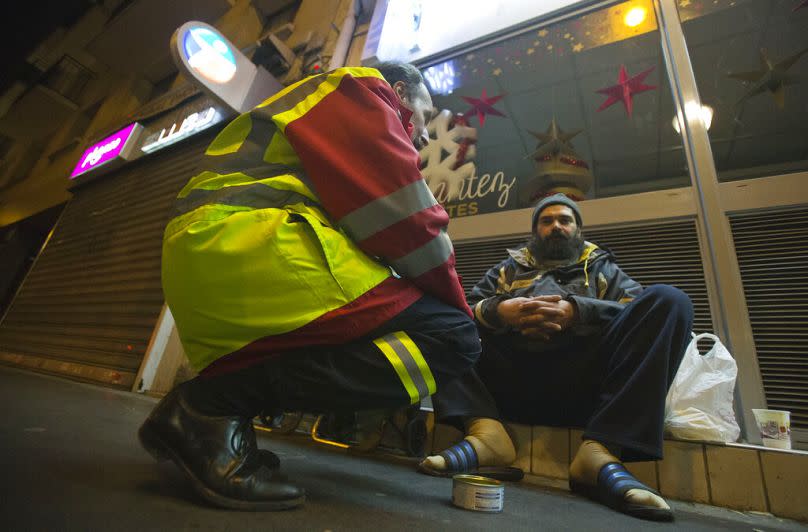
[[183, 295, 483, 420], [432, 285, 693, 461]]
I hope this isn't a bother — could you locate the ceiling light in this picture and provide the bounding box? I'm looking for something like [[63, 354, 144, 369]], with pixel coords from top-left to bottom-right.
[[672, 102, 714, 134], [624, 6, 647, 27]]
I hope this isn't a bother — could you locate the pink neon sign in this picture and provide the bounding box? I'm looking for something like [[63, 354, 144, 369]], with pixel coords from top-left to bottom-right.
[[70, 123, 138, 178]]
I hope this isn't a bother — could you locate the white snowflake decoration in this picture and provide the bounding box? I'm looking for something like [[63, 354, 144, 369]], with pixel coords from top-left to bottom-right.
[[418, 109, 477, 202]]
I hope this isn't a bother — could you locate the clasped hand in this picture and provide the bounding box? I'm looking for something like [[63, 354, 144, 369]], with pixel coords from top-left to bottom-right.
[[496, 295, 577, 340]]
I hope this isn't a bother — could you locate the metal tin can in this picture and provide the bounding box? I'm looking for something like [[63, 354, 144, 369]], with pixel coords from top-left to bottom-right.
[[452, 474, 504, 512]]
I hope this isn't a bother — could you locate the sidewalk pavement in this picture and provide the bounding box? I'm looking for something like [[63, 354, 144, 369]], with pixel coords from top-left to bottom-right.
[[0, 366, 804, 531]]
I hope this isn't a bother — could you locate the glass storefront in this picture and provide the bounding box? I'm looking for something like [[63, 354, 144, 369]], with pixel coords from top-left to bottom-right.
[[417, 0, 690, 219], [359, 0, 808, 442], [678, 0, 808, 182]]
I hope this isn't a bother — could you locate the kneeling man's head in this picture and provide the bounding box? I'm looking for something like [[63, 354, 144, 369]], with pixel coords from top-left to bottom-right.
[[376, 62, 434, 150], [529, 193, 584, 261]]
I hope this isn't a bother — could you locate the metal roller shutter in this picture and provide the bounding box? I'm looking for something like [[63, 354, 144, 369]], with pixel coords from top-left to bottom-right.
[[453, 218, 713, 334], [729, 208, 808, 430], [0, 133, 216, 389]]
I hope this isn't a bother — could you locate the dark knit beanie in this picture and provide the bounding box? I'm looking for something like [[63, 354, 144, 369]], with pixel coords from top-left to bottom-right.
[[531, 193, 583, 230]]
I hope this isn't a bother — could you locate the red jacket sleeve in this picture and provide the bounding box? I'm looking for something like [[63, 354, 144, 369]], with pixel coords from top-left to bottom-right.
[[281, 70, 471, 317]]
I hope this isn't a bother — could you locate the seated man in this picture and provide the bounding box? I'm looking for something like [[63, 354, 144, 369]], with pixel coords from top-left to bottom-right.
[[421, 193, 693, 521], [139, 63, 481, 511]]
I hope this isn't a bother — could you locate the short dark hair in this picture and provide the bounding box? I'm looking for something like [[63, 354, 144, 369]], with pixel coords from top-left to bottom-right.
[[375, 61, 425, 99]]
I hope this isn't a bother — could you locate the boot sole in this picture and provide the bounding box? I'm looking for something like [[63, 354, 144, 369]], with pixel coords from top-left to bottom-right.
[[139, 421, 305, 511]]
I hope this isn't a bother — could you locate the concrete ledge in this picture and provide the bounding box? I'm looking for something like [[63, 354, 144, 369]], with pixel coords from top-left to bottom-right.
[[428, 422, 808, 522]]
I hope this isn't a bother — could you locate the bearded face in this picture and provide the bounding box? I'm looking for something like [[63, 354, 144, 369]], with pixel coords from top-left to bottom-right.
[[528, 227, 584, 261], [528, 204, 584, 262]]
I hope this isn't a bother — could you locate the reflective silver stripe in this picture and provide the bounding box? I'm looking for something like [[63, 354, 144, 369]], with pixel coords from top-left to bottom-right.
[[390, 231, 454, 278], [337, 181, 438, 241], [201, 74, 326, 175], [203, 116, 279, 176], [173, 181, 318, 217], [379, 333, 430, 401], [204, 161, 294, 182]]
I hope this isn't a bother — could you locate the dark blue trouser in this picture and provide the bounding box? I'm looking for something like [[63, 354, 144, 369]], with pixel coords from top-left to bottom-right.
[[184, 295, 483, 418], [433, 285, 693, 461]]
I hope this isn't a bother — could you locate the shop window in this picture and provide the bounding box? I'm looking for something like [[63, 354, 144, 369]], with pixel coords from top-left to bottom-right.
[[678, 0, 808, 181], [417, 0, 688, 218]]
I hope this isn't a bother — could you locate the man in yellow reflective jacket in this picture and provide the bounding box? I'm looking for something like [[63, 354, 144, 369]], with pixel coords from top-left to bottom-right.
[[139, 63, 491, 510]]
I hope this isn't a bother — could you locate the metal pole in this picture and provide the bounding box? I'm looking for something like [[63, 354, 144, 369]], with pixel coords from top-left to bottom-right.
[[653, 0, 767, 443]]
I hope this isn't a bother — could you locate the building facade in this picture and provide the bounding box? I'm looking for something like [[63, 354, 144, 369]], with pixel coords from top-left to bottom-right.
[[0, 0, 806, 446]]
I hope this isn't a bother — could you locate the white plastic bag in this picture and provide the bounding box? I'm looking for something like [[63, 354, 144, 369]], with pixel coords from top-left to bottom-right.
[[664, 333, 741, 443]]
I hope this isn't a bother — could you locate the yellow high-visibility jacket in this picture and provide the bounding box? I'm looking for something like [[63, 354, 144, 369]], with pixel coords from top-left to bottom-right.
[[162, 67, 469, 374]]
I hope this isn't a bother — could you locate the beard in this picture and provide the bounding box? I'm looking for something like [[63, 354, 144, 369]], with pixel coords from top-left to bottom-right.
[[528, 228, 584, 262]]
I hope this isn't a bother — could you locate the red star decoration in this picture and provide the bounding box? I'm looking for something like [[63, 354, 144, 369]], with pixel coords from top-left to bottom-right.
[[460, 89, 507, 126], [596, 65, 657, 117], [795, 0, 808, 11]]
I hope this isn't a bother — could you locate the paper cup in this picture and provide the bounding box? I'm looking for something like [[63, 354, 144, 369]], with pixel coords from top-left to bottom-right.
[[752, 409, 791, 450]]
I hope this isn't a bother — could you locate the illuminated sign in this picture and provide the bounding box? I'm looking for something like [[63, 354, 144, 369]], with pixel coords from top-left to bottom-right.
[[70, 123, 141, 179], [141, 107, 221, 153], [363, 0, 588, 65], [183, 27, 237, 84], [171, 21, 282, 113]]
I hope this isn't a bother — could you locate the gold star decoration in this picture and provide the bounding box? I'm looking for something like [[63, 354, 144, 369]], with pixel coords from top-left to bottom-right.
[[728, 47, 808, 109], [527, 118, 584, 159]]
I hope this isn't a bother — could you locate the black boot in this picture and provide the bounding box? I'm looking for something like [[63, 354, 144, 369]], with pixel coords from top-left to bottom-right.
[[139, 386, 305, 511]]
